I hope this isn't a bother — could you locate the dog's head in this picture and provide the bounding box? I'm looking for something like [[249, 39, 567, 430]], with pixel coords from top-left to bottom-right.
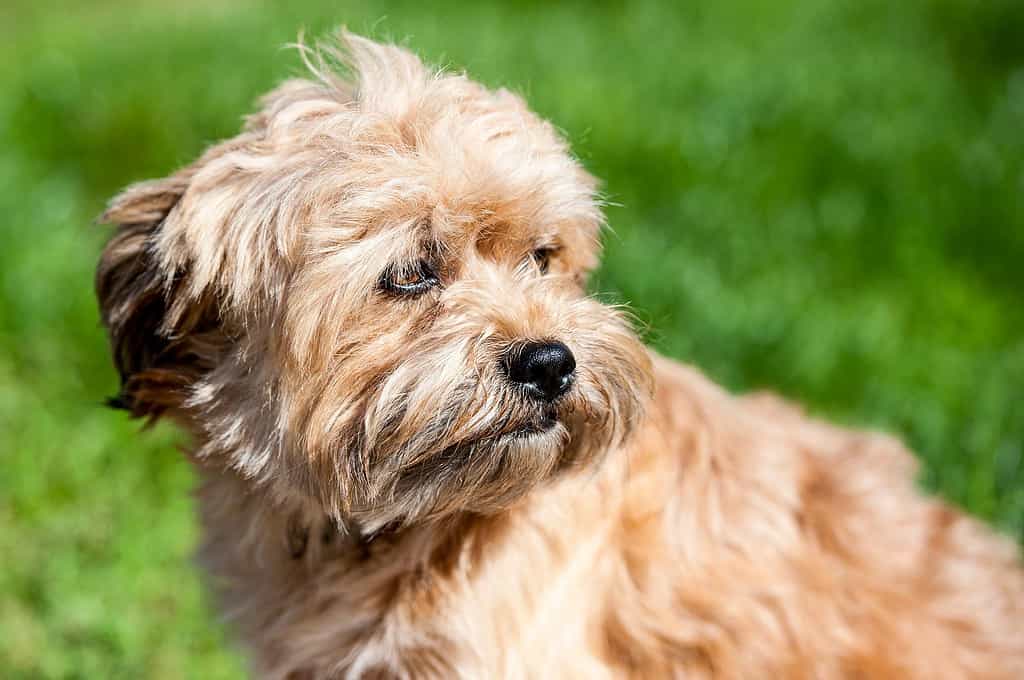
[[97, 32, 651, 529]]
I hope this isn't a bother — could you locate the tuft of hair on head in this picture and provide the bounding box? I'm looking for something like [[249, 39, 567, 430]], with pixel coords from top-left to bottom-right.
[[287, 28, 445, 119]]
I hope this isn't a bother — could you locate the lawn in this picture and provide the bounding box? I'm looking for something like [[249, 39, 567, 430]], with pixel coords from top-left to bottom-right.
[[2, 0, 1022, 676]]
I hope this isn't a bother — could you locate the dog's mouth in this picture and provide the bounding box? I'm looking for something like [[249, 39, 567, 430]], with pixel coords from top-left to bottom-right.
[[501, 410, 560, 441]]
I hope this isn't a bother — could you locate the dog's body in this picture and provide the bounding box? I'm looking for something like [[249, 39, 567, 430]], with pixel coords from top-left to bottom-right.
[[97, 33, 1023, 679], [194, 355, 1024, 679]]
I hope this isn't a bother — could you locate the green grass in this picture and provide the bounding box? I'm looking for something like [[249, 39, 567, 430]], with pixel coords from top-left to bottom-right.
[[2, 0, 1023, 676]]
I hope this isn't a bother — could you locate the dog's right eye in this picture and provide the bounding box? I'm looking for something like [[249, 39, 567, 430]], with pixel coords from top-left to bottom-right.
[[379, 260, 440, 297]]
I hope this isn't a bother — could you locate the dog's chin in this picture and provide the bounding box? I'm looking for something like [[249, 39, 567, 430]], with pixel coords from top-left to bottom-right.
[[350, 410, 572, 530], [345, 370, 647, 530]]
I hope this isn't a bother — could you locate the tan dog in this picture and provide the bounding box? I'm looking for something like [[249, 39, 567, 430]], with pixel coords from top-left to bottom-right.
[[96, 31, 1024, 679]]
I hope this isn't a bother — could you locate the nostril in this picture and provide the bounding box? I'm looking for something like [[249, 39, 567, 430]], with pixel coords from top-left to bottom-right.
[[505, 341, 576, 402]]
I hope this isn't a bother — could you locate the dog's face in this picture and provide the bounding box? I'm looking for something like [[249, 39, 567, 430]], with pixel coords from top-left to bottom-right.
[[97, 33, 651, 529]]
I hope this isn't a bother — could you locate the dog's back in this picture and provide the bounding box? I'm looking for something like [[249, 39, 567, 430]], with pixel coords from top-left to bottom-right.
[[594, 355, 1024, 678]]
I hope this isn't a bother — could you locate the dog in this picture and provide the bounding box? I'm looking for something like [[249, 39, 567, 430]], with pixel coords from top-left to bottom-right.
[[96, 31, 1024, 679]]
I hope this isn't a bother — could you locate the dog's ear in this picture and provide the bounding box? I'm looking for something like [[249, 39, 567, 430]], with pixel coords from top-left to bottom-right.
[[96, 167, 223, 421]]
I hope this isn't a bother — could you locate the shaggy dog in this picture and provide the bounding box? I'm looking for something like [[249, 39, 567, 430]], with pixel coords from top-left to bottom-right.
[[97, 31, 1024, 679]]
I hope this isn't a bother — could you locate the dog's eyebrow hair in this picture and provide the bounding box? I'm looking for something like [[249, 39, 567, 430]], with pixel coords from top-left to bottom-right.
[[532, 238, 562, 252], [404, 217, 442, 255], [423, 232, 446, 257], [418, 224, 463, 270]]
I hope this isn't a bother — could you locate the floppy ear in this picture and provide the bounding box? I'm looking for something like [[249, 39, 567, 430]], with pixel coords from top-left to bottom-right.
[[96, 168, 224, 421], [95, 45, 371, 421]]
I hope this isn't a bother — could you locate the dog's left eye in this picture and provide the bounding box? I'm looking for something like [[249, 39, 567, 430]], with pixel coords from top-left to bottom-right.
[[380, 260, 439, 297], [530, 247, 558, 275]]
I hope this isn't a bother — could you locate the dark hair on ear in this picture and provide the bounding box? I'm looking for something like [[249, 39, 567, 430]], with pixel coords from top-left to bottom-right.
[[96, 171, 222, 421]]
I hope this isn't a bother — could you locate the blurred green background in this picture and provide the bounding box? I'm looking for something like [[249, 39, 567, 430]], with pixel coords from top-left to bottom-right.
[[2, 0, 1023, 676]]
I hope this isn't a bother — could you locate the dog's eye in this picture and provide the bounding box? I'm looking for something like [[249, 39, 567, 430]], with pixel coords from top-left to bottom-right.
[[530, 247, 558, 275], [380, 260, 439, 297]]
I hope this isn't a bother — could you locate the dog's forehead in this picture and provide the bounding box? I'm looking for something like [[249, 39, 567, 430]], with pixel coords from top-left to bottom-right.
[[429, 147, 598, 251], [293, 59, 603, 265], [428, 196, 560, 252], [423, 142, 587, 238], [350, 151, 597, 260]]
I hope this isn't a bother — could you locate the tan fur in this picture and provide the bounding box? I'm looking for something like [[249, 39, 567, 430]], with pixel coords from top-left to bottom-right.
[[96, 31, 1024, 679]]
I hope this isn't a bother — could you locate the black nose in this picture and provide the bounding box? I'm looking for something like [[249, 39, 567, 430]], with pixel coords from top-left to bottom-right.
[[505, 341, 576, 402]]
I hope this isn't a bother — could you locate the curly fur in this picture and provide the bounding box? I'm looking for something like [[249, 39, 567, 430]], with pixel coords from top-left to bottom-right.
[[96, 30, 1024, 679]]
